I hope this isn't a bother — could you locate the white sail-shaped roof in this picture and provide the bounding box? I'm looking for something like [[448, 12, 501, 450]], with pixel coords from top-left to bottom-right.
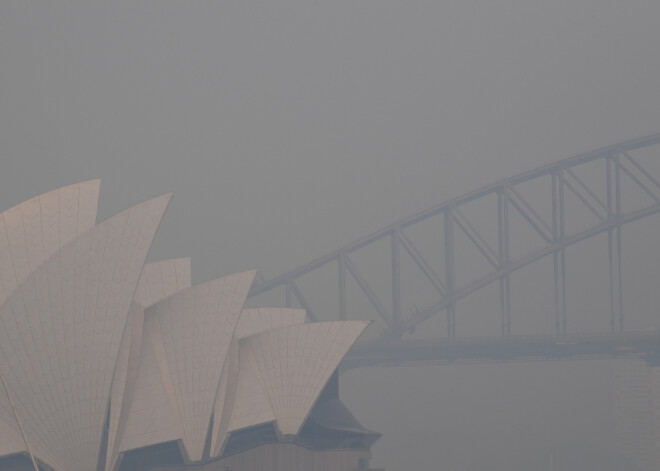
[[0, 179, 100, 307], [133, 258, 192, 309], [145, 270, 257, 461], [210, 308, 307, 456], [226, 342, 276, 433], [116, 312, 183, 454], [105, 308, 134, 469], [107, 258, 191, 471], [0, 193, 171, 471], [0, 179, 99, 466], [241, 321, 368, 436], [209, 338, 239, 457]]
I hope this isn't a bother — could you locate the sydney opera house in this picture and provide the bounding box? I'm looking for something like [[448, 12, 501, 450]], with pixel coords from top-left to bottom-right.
[[0, 181, 380, 471]]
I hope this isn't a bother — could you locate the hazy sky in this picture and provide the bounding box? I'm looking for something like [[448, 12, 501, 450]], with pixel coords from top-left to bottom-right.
[[1, 2, 660, 470]]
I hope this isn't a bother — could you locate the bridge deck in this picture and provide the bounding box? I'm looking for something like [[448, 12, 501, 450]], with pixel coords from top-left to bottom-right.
[[341, 332, 660, 369]]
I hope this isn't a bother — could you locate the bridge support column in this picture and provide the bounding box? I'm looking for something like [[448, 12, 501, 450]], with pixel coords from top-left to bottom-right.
[[552, 172, 567, 336], [444, 207, 456, 339], [608, 228, 624, 334], [498, 187, 511, 337], [608, 154, 625, 333], [552, 250, 566, 337]]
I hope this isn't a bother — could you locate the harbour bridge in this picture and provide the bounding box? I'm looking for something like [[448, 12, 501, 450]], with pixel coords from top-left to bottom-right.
[[247, 133, 660, 368]]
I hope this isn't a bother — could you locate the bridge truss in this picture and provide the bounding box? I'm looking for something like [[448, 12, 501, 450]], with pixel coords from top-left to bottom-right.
[[248, 133, 660, 363]]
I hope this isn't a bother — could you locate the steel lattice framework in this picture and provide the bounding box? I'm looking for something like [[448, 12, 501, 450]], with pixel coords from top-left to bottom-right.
[[248, 133, 660, 352]]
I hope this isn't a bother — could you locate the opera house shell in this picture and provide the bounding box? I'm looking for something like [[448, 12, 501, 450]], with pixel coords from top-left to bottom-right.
[[0, 181, 380, 471]]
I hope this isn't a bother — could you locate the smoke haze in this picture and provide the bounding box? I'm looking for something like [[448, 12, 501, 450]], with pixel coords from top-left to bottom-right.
[[2, 2, 660, 470]]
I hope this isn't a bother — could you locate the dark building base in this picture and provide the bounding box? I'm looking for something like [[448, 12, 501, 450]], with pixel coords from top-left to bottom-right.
[[145, 443, 374, 471]]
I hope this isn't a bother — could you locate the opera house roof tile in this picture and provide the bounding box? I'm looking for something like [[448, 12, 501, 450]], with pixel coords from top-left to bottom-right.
[[117, 311, 182, 454], [0, 191, 171, 471], [0, 182, 370, 471], [0, 179, 100, 308], [210, 308, 307, 456], [241, 321, 368, 436], [108, 259, 192, 471], [144, 270, 256, 461]]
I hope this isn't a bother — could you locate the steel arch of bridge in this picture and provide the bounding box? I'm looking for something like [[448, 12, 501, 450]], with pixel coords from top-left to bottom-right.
[[248, 133, 660, 345]]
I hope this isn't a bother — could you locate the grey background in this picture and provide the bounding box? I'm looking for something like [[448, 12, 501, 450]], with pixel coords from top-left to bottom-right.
[[1, 2, 660, 470]]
